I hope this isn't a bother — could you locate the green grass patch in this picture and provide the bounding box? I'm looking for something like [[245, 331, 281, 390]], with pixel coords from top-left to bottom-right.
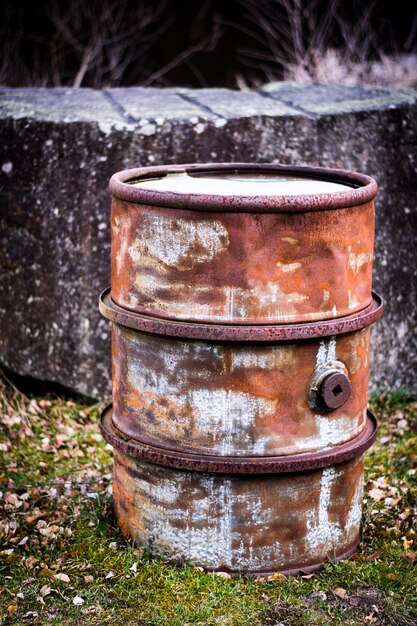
[[0, 375, 416, 625]]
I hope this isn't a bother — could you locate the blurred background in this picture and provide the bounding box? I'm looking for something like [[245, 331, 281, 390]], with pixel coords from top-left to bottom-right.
[[1, 0, 416, 89]]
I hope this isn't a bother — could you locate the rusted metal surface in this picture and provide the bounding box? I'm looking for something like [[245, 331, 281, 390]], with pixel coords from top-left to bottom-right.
[[318, 371, 352, 411], [108, 440, 372, 574], [99, 289, 383, 341], [101, 406, 377, 473], [109, 322, 373, 457], [109, 163, 377, 325], [103, 161, 382, 574], [109, 163, 377, 212]]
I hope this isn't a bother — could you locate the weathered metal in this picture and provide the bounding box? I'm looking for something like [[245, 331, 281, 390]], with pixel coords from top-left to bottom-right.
[[317, 371, 352, 411], [100, 405, 377, 474], [101, 161, 383, 574], [101, 407, 377, 574], [100, 290, 382, 457], [99, 288, 383, 342], [109, 163, 377, 325]]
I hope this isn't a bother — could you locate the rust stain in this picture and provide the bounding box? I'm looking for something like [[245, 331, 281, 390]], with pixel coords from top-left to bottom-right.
[[111, 200, 374, 324], [111, 324, 371, 457], [111, 448, 366, 574]]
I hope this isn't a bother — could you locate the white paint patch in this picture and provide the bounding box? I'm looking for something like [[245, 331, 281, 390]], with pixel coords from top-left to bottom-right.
[[125, 335, 276, 454], [276, 261, 302, 273], [306, 467, 342, 551], [138, 477, 182, 505], [348, 245, 372, 274], [232, 346, 294, 370], [316, 413, 360, 446], [188, 388, 277, 455], [130, 468, 285, 570], [316, 337, 337, 367], [287, 292, 309, 303], [115, 218, 131, 277], [129, 213, 229, 270], [345, 473, 364, 533], [348, 290, 360, 310], [256, 282, 308, 311]]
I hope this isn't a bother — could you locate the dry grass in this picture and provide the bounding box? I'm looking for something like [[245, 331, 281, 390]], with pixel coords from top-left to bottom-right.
[[284, 51, 417, 88]]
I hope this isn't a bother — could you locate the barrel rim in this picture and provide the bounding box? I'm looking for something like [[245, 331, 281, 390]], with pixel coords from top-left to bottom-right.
[[109, 163, 377, 213], [99, 288, 383, 341], [100, 406, 378, 474]]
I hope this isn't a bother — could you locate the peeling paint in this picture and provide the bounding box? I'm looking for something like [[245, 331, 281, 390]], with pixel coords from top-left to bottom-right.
[[348, 245, 372, 274], [306, 467, 342, 551], [276, 261, 302, 273], [112, 324, 370, 457], [316, 337, 337, 367], [128, 213, 229, 271], [112, 452, 366, 573]]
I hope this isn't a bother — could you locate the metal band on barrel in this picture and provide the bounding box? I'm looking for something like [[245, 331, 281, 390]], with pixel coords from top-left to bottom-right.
[[100, 405, 378, 475], [99, 288, 383, 342], [109, 162, 377, 212]]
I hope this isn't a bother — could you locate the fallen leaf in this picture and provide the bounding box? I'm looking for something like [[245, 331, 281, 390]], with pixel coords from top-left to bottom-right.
[[73, 596, 84, 606], [18, 536, 29, 547], [405, 551, 416, 563], [368, 488, 387, 501], [39, 567, 54, 578], [214, 571, 231, 579], [105, 571, 115, 579], [26, 510, 48, 525], [387, 573, 397, 581], [384, 497, 401, 506], [333, 587, 348, 600], [54, 573, 70, 583], [39, 585, 51, 597], [109, 542, 117, 550], [7, 605, 17, 615], [4, 492, 22, 509], [129, 563, 138, 573], [266, 572, 286, 581], [84, 575, 94, 583]]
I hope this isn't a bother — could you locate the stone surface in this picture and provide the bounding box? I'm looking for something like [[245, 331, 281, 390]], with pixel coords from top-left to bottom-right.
[[0, 84, 416, 398]]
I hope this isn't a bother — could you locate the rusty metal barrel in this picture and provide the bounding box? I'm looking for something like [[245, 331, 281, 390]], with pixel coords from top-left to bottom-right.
[[109, 163, 376, 324], [100, 162, 383, 574]]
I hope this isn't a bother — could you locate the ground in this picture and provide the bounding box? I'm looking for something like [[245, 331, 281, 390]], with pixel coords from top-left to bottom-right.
[[0, 375, 416, 626]]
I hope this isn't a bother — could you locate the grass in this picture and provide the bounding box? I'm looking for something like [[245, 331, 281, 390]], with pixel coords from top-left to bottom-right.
[[0, 376, 416, 626]]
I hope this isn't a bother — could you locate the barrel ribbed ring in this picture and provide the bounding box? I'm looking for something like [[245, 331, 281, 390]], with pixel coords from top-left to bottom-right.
[[100, 405, 378, 475], [99, 288, 383, 342]]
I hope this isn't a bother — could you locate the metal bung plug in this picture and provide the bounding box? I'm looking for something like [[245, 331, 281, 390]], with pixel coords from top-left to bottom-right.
[[318, 370, 352, 410], [309, 363, 352, 413]]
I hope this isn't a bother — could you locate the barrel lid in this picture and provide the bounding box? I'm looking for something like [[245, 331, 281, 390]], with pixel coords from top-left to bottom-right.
[[109, 163, 377, 213], [100, 405, 378, 474], [99, 288, 383, 342], [132, 172, 350, 196]]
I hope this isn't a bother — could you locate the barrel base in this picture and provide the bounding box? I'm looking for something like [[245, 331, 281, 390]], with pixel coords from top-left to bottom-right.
[[237, 543, 359, 577], [110, 442, 367, 575]]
